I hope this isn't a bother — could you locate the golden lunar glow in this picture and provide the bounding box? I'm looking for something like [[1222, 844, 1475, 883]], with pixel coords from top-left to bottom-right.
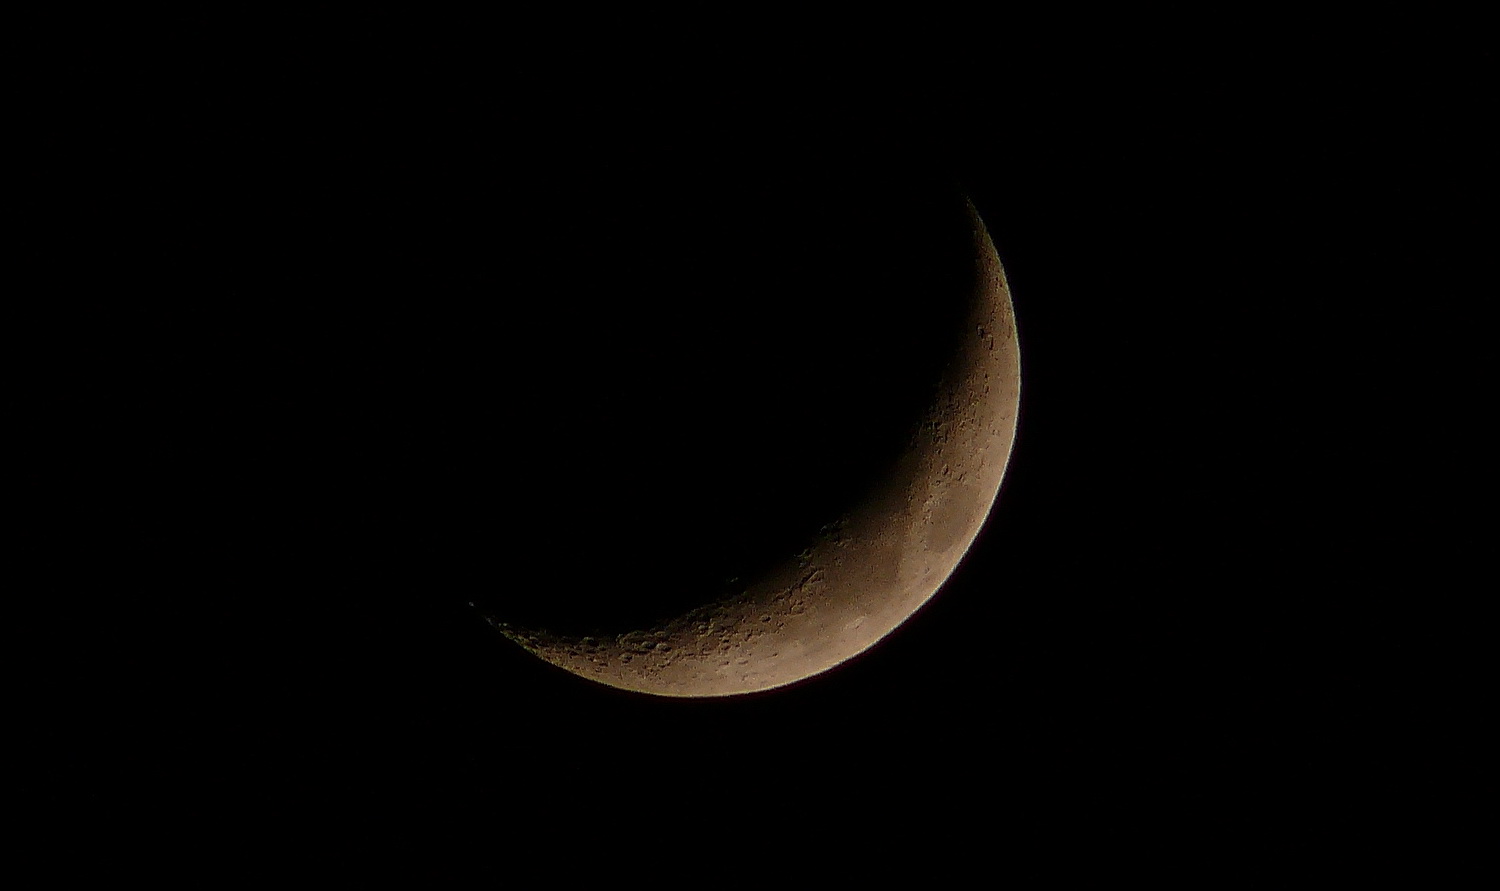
[[493, 200, 1020, 696]]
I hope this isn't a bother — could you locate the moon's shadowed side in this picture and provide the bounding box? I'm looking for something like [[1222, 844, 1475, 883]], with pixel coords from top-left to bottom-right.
[[451, 165, 982, 640]]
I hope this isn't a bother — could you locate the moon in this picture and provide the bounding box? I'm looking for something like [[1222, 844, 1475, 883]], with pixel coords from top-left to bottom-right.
[[482, 198, 1020, 697]]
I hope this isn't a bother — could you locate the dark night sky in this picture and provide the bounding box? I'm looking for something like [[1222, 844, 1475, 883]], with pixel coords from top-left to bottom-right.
[[17, 8, 1482, 876]]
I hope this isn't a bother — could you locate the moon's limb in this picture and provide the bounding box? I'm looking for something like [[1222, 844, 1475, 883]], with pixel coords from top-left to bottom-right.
[[489, 200, 1020, 696]]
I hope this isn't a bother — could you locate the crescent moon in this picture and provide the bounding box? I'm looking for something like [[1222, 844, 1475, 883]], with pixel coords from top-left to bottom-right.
[[485, 198, 1020, 697]]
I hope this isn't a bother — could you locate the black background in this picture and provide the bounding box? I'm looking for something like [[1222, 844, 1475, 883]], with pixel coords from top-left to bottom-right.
[[16, 7, 1482, 877]]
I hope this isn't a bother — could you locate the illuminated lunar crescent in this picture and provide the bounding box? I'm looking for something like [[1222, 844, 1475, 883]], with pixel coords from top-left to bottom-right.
[[487, 199, 1020, 697]]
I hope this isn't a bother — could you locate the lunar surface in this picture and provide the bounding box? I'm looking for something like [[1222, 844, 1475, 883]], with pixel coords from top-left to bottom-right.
[[483, 198, 1020, 697]]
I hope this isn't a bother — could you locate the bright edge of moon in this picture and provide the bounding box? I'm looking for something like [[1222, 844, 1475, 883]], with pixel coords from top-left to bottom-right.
[[486, 199, 1020, 697]]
